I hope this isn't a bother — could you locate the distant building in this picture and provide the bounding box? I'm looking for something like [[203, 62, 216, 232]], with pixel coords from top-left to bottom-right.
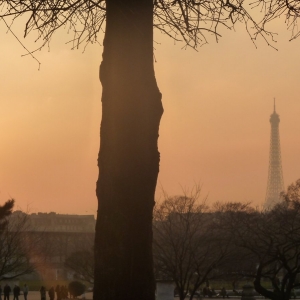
[[28, 212, 95, 232], [11, 211, 95, 281], [264, 100, 285, 209]]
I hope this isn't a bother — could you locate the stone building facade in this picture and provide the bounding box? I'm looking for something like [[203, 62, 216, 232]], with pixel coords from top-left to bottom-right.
[[12, 211, 96, 281]]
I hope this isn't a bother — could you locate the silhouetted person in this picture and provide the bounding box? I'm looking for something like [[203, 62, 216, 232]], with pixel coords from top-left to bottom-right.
[[61, 286, 67, 299], [40, 286, 46, 300], [23, 285, 28, 300], [211, 288, 217, 297], [48, 287, 54, 300], [203, 287, 207, 297], [0, 284, 2, 300], [13, 285, 20, 300], [274, 276, 280, 288], [205, 279, 210, 288], [55, 285, 60, 300], [4, 284, 11, 300], [203, 286, 213, 298], [221, 287, 229, 298]]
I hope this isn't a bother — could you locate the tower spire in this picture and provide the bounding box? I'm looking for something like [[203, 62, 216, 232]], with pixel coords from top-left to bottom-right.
[[264, 100, 284, 209]]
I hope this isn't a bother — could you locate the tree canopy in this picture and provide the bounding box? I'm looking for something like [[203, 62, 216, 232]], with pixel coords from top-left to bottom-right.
[[1, 0, 300, 54]]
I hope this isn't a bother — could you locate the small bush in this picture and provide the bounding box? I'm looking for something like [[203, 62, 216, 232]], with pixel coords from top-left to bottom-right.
[[68, 281, 85, 298]]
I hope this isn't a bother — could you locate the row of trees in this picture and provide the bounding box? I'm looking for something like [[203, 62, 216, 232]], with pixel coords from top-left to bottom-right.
[[153, 179, 300, 300], [2, 179, 299, 300], [62, 179, 300, 300]]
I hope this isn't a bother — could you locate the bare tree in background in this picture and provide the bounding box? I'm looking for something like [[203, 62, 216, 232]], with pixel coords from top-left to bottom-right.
[[1, 1, 300, 299], [65, 249, 94, 284], [215, 181, 300, 300], [153, 190, 233, 300], [0, 209, 40, 280], [0, 202, 51, 280], [65, 234, 94, 284]]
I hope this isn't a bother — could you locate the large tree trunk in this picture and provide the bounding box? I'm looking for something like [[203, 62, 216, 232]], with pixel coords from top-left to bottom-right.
[[94, 0, 163, 299]]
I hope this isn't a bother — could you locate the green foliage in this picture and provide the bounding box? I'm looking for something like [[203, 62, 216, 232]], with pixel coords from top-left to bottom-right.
[[68, 281, 85, 297]]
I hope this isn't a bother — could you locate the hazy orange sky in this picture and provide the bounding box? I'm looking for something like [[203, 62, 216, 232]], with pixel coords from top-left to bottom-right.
[[1, 16, 299, 215]]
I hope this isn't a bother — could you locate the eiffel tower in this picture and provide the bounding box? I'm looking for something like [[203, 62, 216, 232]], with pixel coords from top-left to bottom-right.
[[264, 100, 284, 209]]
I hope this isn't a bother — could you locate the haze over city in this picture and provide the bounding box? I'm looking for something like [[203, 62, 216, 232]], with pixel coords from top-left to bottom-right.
[[1, 17, 299, 215]]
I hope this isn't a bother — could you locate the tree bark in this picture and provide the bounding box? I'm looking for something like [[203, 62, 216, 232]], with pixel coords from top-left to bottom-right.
[[94, 0, 163, 299]]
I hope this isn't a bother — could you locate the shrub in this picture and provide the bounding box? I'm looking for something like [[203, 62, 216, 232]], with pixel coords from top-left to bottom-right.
[[68, 281, 85, 298]]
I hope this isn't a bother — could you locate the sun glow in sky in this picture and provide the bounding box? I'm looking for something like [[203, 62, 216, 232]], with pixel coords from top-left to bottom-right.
[[1, 16, 300, 214]]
